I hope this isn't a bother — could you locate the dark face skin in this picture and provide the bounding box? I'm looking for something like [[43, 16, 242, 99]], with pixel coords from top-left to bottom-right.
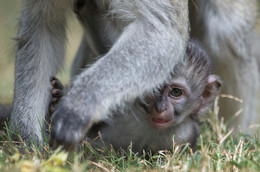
[[144, 79, 192, 130], [143, 74, 221, 131]]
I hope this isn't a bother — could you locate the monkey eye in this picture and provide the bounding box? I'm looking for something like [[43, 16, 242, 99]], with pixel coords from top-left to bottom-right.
[[170, 88, 183, 98]]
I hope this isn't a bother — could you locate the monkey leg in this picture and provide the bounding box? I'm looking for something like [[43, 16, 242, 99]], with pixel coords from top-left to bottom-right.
[[10, 0, 73, 145], [214, 54, 259, 133], [0, 77, 64, 132], [190, 0, 259, 134], [71, 33, 107, 79]]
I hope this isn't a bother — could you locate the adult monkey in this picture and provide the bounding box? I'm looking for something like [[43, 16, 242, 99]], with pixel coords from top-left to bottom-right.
[[189, 0, 259, 133], [11, 0, 189, 148], [10, 0, 259, 149]]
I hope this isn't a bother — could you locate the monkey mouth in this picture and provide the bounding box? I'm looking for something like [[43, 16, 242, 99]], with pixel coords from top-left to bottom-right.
[[150, 118, 173, 129], [151, 118, 171, 123]]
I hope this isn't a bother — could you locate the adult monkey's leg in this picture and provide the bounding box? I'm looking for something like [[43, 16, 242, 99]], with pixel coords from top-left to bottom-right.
[[10, 0, 74, 144], [190, 0, 259, 133]]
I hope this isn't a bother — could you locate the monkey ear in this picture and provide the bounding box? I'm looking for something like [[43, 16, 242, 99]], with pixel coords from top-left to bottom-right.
[[198, 75, 222, 114]]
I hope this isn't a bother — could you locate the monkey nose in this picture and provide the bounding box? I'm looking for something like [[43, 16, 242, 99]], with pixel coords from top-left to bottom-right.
[[155, 96, 168, 112]]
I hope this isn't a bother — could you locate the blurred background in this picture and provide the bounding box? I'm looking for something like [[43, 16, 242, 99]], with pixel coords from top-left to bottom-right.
[[0, 0, 83, 103], [0, 0, 260, 106]]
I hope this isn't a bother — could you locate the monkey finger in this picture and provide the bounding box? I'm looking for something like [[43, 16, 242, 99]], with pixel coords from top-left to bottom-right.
[[48, 106, 56, 116], [51, 77, 64, 90], [51, 97, 59, 104], [52, 89, 64, 98], [50, 76, 57, 82]]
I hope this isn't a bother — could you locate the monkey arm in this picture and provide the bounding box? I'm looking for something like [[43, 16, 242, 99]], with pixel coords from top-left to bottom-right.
[[10, 0, 73, 143], [50, 0, 189, 149]]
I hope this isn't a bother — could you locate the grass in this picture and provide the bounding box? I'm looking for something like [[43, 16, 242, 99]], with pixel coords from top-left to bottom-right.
[[0, 98, 259, 172]]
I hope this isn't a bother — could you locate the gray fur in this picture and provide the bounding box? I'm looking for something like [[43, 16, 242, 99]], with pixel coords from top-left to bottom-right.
[[251, 31, 260, 75], [88, 104, 199, 153], [10, 0, 73, 143], [189, 0, 259, 133], [50, 0, 189, 149], [87, 40, 221, 153], [11, 0, 189, 147]]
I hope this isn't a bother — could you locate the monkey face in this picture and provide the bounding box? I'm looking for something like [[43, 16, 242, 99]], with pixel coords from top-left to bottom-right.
[[144, 81, 191, 130], [142, 73, 222, 131]]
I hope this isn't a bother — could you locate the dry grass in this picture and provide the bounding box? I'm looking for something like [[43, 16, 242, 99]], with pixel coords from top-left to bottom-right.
[[0, 97, 258, 172]]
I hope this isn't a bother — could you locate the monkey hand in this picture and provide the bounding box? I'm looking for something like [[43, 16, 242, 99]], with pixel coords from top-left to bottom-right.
[[49, 101, 90, 150]]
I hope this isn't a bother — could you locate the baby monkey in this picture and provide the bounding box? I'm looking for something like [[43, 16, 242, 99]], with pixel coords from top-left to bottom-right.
[[50, 40, 222, 153]]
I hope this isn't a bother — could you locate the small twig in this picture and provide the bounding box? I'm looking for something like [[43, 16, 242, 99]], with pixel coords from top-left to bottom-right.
[[219, 129, 233, 144], [89, 161, 110, 172], [219, 94, 243, 103]]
